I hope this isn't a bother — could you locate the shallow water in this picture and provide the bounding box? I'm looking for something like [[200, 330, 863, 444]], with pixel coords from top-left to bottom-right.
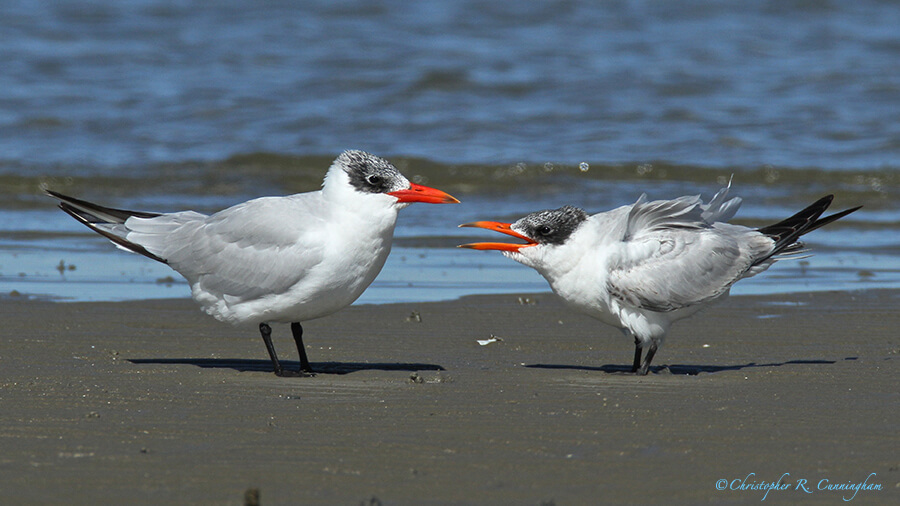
[[2, 162, 894, 303], [0, 0, 897, 303]]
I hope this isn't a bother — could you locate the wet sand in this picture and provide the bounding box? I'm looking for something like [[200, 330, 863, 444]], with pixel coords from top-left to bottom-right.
[[1, 290, 897, 505]]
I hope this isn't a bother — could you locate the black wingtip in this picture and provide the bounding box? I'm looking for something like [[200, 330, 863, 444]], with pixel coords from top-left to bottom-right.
[[46, 189, 168, 265], [805, 205, 862, 235], [756, 195, 860, 263], [44, 189, 161, 222]]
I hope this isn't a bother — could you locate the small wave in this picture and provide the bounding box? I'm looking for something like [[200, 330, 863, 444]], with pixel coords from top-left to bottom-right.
[[2, 152, 895, 209]]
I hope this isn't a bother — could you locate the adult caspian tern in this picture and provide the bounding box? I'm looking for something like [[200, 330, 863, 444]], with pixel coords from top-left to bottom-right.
[[47, 150, 459, 377], [459, 183, 859, 374]]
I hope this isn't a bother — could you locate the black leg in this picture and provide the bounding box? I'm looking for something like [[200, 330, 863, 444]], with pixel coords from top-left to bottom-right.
[[259, 323, 303, 377], [259, 322, 284, 376], [637, 342, 658, 376], [291, 322, 313, 374], [631, 337, 642, 373]]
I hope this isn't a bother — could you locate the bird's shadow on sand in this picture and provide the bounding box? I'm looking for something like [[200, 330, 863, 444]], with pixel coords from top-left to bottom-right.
[[527, 357, 857, 376], [128, 358, 445, 375]]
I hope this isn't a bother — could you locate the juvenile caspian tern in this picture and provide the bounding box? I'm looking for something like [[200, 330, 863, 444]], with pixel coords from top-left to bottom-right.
[[460, 183, 859, 374], [47, 150, 459, 377]]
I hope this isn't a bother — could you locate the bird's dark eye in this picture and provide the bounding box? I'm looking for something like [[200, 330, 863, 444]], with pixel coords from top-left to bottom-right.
[[366, 175, 382, 186], [537, 225, 553, 236]]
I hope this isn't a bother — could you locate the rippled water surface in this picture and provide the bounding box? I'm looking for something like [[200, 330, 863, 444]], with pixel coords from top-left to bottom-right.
[[1, 0, 897, 303]]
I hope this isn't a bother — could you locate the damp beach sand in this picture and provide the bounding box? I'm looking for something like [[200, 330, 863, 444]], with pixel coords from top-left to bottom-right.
[[0, 290, 897, 504]]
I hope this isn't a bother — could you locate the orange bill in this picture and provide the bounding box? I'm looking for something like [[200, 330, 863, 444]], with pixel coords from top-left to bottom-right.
[[457, 221, 537, 252], [389, 183, 460, 204]]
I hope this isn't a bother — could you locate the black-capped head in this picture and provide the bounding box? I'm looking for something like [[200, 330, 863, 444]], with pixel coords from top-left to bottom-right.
[[338, 150, 409, 194], [326, 150, 460, 205], [459, 205, 588, 253], [513, 206, 589, 246]]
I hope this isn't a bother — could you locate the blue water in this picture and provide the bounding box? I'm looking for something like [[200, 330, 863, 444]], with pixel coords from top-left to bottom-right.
[[2, 0, 899, 169], [0, 0, 897, 303]]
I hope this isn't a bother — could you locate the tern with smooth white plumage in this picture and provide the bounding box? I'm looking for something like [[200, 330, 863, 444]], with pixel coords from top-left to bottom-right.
[[460, 183, 859, 374], [47, 150, 459, 377]]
